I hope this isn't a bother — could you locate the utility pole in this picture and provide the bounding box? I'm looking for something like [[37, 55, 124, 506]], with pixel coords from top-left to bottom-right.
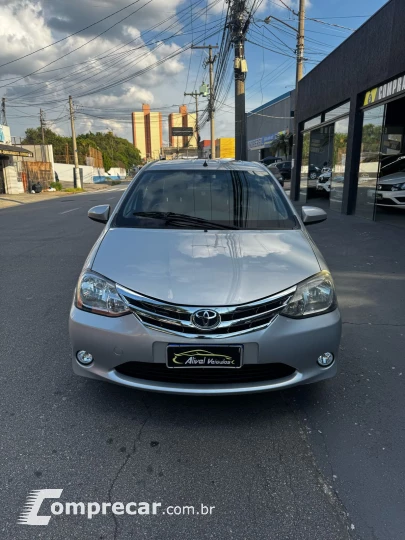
[[229, 0, 250, 161], [39, 108, 47, 162], [296, 0, 305, 84], [208, 46, 216, 159], [192, 45, 218, 158], [1, 98, 7, 126], [40, 109, 46, 145], [263, 0, 305, 199], [184, 90, 203, 156], [69, 95, 81, 189], [292, 0, 306, 200]]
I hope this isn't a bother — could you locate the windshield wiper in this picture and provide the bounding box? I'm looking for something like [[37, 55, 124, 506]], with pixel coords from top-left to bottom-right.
[[132, 211, 239, 230]]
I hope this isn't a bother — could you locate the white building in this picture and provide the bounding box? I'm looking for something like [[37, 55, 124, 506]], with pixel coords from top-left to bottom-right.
[[0, 125, 33, 194]]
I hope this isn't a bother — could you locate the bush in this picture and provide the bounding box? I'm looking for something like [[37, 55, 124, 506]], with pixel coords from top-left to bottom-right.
[[110, 180, 121, 186], [50, 181, 62, 191]]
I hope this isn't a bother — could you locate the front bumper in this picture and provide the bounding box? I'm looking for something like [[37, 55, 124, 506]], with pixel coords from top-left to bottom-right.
[[375, 190, 405, 206], [69, 306, 341, 395]]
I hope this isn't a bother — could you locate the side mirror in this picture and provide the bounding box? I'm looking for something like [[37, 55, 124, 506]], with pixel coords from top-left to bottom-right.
[[88, 205, 110, 224], [301, 206, 327, 225]]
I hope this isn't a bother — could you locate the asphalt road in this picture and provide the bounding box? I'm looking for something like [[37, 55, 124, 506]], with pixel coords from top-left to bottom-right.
[[0, 188, 404, 540]]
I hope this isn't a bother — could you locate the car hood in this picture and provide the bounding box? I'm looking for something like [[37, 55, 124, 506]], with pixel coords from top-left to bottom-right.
[[91, 228, 321, 306], [378, 172, 405, 185]]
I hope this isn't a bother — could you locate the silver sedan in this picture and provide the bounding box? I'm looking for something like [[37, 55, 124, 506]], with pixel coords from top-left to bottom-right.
[[69, 160, 341, 395]]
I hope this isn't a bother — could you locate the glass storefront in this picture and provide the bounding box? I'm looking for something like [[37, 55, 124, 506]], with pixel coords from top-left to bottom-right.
[[330, 117, 349, 212], [297, 71, 405, 226], [299, 92, 405, 226], [356, 105, 385, 220], [356, 97, 405, 226], [300, 118, 348, 209], [300, 131, 310, 202]]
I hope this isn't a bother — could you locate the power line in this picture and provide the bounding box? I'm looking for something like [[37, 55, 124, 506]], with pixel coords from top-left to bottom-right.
[[7, 0, 222, 106], [0, 0, 148, 69], [8, 14, 220, 103], [0, 0, 151, 90]]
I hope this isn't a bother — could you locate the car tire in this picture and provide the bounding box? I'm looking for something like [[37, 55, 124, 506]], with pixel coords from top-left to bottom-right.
[[309, 172, 317, 180]]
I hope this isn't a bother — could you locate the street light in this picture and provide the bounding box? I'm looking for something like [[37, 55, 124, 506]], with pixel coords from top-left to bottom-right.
[[261, 0, 306, 200], [263, 15, 298, 34]]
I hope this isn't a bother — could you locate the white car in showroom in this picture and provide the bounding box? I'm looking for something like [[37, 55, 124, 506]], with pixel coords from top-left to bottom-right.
[[376, 172, 405, 206]]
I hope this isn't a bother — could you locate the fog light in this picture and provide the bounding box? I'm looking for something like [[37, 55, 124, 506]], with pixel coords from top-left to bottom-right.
[[317, 352, 334, 367], [76, 350, 93, 365]]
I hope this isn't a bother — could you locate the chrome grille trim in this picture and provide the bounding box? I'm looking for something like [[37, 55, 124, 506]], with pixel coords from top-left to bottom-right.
[[116, 284, 296, 338]]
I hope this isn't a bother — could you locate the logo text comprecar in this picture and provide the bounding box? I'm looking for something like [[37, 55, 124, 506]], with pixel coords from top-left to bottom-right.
[[18, 490, 215, 525]]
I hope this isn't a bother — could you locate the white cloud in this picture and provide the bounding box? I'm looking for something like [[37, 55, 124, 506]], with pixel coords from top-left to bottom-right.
[[0, 0, 299, 144]]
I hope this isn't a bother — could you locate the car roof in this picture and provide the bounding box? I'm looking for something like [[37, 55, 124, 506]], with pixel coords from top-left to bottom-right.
[[142, 159, 268, 172]]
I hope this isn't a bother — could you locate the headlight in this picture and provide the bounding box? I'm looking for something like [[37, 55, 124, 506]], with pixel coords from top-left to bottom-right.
[[391, 182, 405, 191], [76, 271, 130, 317], [281, 271, 337, 318]]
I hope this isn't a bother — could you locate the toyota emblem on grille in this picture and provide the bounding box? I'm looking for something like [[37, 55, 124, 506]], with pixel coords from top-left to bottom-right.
[[192, 309, 221, 330]]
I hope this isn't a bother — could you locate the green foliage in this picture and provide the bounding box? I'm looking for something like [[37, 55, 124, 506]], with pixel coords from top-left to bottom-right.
[[271, 132, 293, 159], [333, 132, 348, 168], [22, 128, 72, 162], [63, 187, 84, 193], [50, 181, 62, 191], [77, 131, 142, 170], [110, 180, 121, 186], [22, 127, 142, 170], [102, 152, 113, 173], [361, 123, 383, 154]]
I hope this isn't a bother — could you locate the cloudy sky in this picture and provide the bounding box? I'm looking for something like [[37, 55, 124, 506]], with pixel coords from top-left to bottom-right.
[[0, 0, 386, 145]]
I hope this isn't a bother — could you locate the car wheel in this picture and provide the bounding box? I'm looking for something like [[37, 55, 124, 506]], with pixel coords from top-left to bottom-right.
[[309, 172, 317, 180]]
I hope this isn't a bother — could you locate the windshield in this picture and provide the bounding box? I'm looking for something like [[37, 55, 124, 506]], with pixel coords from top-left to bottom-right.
[[380, 154, 405, 177], [114, 168, 298, 230]]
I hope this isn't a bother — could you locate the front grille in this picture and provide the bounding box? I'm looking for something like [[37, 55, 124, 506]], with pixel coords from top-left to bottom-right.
[[378, 185, 394, 192], [115, 362, 296, 384], [117, 285, 295, 338]]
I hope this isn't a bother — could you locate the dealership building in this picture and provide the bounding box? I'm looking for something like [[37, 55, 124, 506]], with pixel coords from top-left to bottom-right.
[[288, 0, 405, 227], [246, 91, 294, 162]]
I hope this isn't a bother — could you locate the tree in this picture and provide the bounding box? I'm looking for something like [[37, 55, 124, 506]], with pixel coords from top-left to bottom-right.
[[22, 127, 72, 161], [77, 131, 142, 170], [271, 132, 293, 160], [22, 127, 142, 169]]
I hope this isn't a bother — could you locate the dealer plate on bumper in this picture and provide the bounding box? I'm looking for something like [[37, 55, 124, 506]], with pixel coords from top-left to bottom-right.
[[167, 345, 243, 368]]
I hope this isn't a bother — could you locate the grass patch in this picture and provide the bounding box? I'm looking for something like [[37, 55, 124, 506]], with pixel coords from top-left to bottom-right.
[[50, 181, 62, 191], [63, 187, 85, 193]]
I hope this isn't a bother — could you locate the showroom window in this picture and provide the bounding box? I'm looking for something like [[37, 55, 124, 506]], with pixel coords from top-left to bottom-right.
[[357, 95, 405, 226], [300, 131, 310, 202], [356, 105, 385, 220], [324, 102, 350, 122], [303, 116, 322, 130], [330, 117, 349, 212], [300, 102, 350, 207]]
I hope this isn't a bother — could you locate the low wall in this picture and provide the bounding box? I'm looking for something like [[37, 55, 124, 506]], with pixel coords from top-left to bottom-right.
[[54, 163, 95, 184], [107, 167, 126, 180], [93, 167, 108, 183], [3, 160, 24, 194]]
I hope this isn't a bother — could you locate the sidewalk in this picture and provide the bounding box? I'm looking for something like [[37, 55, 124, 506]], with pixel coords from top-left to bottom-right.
[[0, 180, 130, 210], [292, 206, 405, 539]]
